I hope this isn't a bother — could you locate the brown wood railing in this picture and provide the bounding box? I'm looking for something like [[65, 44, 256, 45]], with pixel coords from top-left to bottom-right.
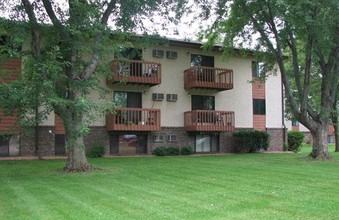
[[184, 110, 234, 132], [106, 108, 160, 131], [107, 59, 161, 86], [184, 66, 233, 91]]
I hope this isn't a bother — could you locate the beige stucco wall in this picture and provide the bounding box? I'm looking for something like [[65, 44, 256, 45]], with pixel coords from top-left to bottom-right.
[[41, 42, 284, 130], [265, 67, 283, 128], [141, 46, 255, 128], [285, 119, 310, 132]]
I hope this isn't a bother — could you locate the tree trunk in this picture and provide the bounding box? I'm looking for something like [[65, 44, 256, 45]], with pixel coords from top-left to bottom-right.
[[63, 114, 91, 172], [334, 123, 339, 152], [332, 97, 339, 152], [309, 125, 332, 160], [64, 136, 91, 172]]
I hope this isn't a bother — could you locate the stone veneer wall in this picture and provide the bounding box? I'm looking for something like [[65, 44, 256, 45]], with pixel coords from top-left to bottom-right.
[[267, 128, 285, 151], [19, 126, 110, 156], [149, 127, 235, 154], [229, 128, 285, 152], [18, 126, 285, 156], [148, 127, 193, 154], [20, 126, 55, 156], [220, 132, 236, 153], [84, 126, 110, 154]]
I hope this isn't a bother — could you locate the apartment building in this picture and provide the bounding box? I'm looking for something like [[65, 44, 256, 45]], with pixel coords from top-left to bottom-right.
[[0, 39, 285, 156]]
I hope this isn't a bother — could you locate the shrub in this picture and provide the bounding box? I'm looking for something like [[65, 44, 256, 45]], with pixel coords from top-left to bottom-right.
[[288, 131, 304, 152], [180, 146, 193, 155], [153, 146, 194, 156], [166, 147, 180, 156], [233, 130, 270, 153], [153, 147, 167, 156], [86, 143, 105, 158]]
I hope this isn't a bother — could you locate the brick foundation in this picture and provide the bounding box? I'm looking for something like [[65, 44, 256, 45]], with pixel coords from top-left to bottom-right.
[[267, 128, 285, 151], [19, 126, 110, 156], [84, 127, 110, 155], [20, 126, 55, 156], [148, 127, 193, 154], [220, 132, 236, 153], [16, 125, 285, 156]]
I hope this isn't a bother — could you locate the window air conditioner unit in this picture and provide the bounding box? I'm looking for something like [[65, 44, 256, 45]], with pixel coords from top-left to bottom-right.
[[152, 93, 164, 101], [167, 135, 177, 142], [153, 135, 164, 143], [152, 50, 164, 58], [166, 94, 178, 102], [166, 51, 178, 59]]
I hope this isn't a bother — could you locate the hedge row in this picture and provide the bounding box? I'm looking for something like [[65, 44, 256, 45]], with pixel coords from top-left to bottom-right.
[[153, 146, 193, 156], [233, 130, 269, 153]]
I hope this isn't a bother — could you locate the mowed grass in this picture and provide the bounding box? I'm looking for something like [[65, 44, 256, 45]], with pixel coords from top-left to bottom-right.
[[0, 145, 338, 220]]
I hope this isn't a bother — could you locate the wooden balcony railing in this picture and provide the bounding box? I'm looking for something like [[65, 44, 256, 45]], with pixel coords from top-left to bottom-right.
[[184, 110, 235, 132], [184, 66, 233, 91], [106, 108, 160, 131], [107, 59, 161, 86]]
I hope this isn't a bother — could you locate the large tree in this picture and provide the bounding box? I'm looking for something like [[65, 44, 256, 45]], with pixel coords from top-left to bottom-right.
[[200, 0, 338, 159], [0, 0, 186, 171]]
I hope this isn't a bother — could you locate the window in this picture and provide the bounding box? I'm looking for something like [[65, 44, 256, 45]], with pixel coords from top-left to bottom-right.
[[114, 91, 142, 108], [253, 99, 266, 115], [252, 61, 265, 77], [191, 54, 214, 67], [115, 48, 142, 60], [114, 48, 142, 76], [110, 134, 147, 155], [192, 95, 215, 110], [292, 121, 299, 126], [114, 92, 142, 124], [0, 135, 9, 156], [55, 134, 65, 155], [195, 134, 219, 153]]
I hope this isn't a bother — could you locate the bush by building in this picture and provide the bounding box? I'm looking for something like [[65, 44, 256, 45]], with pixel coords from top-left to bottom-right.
[[233, 130, 269, 153], [287, 131, 304, 152]]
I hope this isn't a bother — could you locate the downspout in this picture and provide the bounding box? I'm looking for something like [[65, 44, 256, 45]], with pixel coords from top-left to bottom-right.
[[281, 73, 287, 149]]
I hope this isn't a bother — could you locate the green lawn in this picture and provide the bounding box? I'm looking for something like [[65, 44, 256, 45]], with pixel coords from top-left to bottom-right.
[[0, 145, 338, 220]]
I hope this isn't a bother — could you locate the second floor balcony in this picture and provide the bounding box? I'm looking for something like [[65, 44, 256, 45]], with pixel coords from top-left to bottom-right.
[[106, 108, 160, 131], [184, 110, 235, 132], [184, 66, 233, 91], [107, 59, 161, 86]]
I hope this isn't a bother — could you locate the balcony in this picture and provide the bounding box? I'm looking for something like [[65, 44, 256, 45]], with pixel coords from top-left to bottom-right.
[[106, 108, 160, 131], [184, 110, 235, 132], [107, 59, 161, 86], [184, 66, 233, 91]]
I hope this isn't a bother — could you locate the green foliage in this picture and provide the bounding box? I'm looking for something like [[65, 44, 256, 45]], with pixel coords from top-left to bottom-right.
[[233, 130, 269, 153], [200, 0, 338, 159], [86, 143, 105, 158], [153, 146, 191, 156], [283, 143, 289, 151], [153, 147, 167, 156], [0, 0, 188, 170], [180, 146, 193, 155], [166, 147, 180, 156], [288, 131, 304, 152]]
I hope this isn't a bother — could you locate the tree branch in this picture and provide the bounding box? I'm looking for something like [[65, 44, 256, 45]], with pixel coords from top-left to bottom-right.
[[41, 0, 60, 26], [81, 0, 117, 80], [21, 0, 46, 78], [285, 24, 303, 96], [300, 34, 313, 116]]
